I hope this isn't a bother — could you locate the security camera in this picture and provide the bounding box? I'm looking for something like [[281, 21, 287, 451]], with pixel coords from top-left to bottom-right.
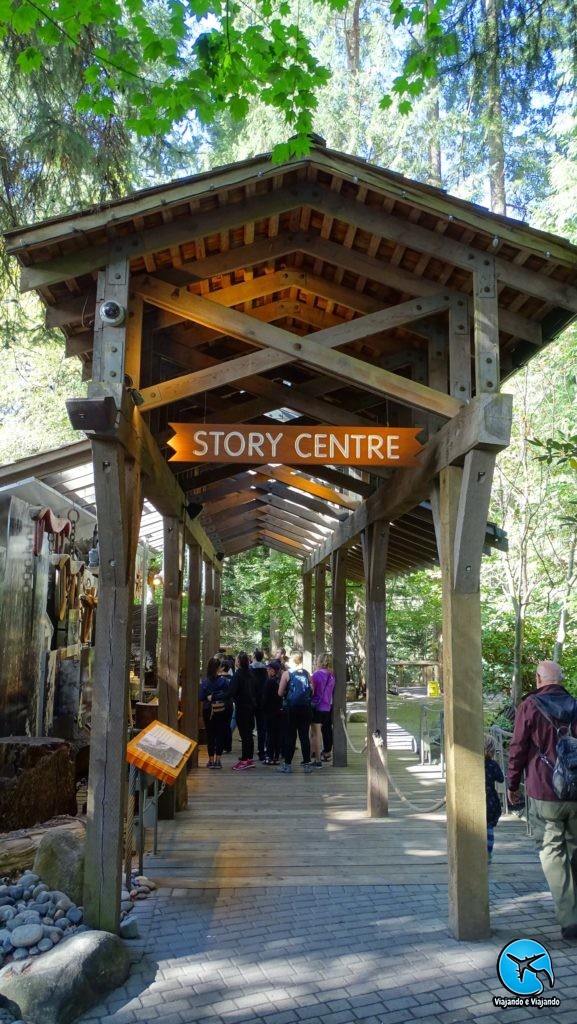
[[99, 300, 126, 326]]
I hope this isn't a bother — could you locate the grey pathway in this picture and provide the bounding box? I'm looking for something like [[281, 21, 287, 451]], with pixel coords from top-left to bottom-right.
[[76, 720, 576, 1024], [76, 880, 576, 1024]]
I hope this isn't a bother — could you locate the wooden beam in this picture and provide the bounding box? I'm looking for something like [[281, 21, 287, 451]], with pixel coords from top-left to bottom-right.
[[363, 520, 389, 817], [263, 465, 359, 510], [0, 439, 92, 487], [449, 298, 472, 401], [260, 529, 306, 552], [439, 466, 490, 940], [202, 562, 215, 670], [183, 541, 202, 766], [19, 187, 308, 292], [153, 336, 386, 431], [203, 490, 261, 515], [158, 516, 183, 732], [257, 500, 327, 533], [331, 548, 348, 767], [134, 276, 461, 418], [89, 261, 130, 387], [301, 183, 577, 311], [83, 441, 142, 932], [260, 536, 305, 559], [294, 233, 543, 346], [223, 533, 260, 554], [259, 480, 350, 521], [121, 399, 220, 567], [259, 492, 338, 529], [452, 450, 497, 591], [314, 564, 327, 658], [473, 261, 499, 394], [302, 571, 313, 672], [258, 510, 323, 544], [302, 392, 512, 572]]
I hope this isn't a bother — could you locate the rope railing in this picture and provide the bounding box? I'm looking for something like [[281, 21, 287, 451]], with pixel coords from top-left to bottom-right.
[[339, 708, 367, 754], [339, 710, 447, 813], [372, 729, 447, 813]]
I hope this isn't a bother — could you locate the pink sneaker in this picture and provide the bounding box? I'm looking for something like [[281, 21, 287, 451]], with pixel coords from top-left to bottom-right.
[[239, 759, 255, 769], [232, 760, 245, 770]]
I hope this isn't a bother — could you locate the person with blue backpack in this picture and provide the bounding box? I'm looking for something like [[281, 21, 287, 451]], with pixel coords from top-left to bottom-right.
[[277, 651, 313, 774]]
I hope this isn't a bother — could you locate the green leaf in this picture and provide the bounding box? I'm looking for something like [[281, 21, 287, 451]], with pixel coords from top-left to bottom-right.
[[16, 46, 43, 73], [229, 94, 249, 120]]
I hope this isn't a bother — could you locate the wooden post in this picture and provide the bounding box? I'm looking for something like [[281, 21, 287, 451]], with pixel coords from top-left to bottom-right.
[[83, 442, 142, 932], [362, 519, 389, 817], [302, 571, 313, 672], [213, 569, 222, 653], [438, 466, 490, 939], [158, 515, 184, 819], [449, 297, 471, 401], [183, 542, 202, 768], [331, 548, 347, 768], [314, 563, 326, 658], [473, 259, 499, 394], [202, 561, 215, 668], [158, 516, 182, 731]]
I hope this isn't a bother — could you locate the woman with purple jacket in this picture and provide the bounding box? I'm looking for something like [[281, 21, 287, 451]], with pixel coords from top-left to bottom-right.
[[310, 652, 336, 768]]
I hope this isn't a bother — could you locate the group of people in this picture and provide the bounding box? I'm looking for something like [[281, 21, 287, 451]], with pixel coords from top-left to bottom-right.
[[199, 648, 336, 774], [485, 659, 577, 941]]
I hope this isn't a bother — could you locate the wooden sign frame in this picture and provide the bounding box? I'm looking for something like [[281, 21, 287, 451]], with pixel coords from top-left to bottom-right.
[[126, 720, 196, 784], [168, 423, 423, 466]]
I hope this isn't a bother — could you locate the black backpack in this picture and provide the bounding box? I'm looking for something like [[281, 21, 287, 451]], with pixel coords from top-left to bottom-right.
[[285, 668, 312, 708], [534, 695, 577, 801]]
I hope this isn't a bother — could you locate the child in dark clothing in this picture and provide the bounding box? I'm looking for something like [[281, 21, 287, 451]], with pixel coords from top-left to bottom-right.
[[485, 734, 504, 862]]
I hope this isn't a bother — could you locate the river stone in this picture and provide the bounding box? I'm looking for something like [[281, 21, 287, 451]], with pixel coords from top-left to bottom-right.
[[7, 912, 41, 931], [0, 931, 130, 1024], [32, 828, 84, 907], [19, 874, 39, 887], [10, 924, 43, 949]]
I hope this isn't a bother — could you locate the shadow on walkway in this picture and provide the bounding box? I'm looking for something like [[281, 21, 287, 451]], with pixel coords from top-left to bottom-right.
[[76, 720, 571, 1024]]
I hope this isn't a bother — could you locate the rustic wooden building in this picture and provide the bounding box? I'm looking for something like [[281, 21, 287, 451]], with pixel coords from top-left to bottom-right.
[[5, 142, 577, 940]]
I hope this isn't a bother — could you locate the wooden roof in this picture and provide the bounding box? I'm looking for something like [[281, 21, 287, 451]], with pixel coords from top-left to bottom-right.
[[5, 144, 576, 573]]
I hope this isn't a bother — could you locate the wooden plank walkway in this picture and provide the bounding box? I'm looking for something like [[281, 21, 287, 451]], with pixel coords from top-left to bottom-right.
[[141, 718, 543, 890]]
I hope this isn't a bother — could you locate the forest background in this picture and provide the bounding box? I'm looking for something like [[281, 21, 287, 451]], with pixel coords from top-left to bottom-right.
[[0, 0, 575, 705]]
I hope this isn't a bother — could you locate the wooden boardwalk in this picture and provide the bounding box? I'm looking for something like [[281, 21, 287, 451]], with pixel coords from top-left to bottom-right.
[[141, 719, 543, 890]]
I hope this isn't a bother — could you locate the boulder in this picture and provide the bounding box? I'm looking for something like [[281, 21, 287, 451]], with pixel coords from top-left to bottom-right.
[[0, 740, 76, 832], [32, 830, 84, 907], [0, 931, 130, 1024]]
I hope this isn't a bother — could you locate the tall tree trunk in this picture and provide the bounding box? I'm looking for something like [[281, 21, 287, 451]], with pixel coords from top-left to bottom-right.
[[553, 532, 577, 663], [427, 87, 443, 187], [511, 598, 525, 707], [485, 0, 506, 213], [345, 0, 361, 74]]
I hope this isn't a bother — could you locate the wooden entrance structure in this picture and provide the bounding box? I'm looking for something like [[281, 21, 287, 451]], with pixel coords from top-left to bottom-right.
[[5, 142, 577, 939]]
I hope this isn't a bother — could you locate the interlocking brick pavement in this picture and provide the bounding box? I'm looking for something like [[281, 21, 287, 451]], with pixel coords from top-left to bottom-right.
[[73, 878, 577, 1024]]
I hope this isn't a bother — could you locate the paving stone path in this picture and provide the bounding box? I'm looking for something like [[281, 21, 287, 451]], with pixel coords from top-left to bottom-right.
[[76, 879, 577, 1024]]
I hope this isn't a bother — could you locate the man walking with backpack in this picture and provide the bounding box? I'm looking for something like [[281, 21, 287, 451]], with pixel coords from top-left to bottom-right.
[[508, 660, 577, 939], [277, 651, 313, 774]]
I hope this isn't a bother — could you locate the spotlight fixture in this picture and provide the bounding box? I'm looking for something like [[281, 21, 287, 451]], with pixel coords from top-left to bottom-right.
[[186, 502, 203, 520], [124, 374, 144, 406], [215, 551, 224, 561]]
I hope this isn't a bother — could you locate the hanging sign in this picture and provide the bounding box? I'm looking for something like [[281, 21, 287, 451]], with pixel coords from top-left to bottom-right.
[[168, 424, 423, 466]]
